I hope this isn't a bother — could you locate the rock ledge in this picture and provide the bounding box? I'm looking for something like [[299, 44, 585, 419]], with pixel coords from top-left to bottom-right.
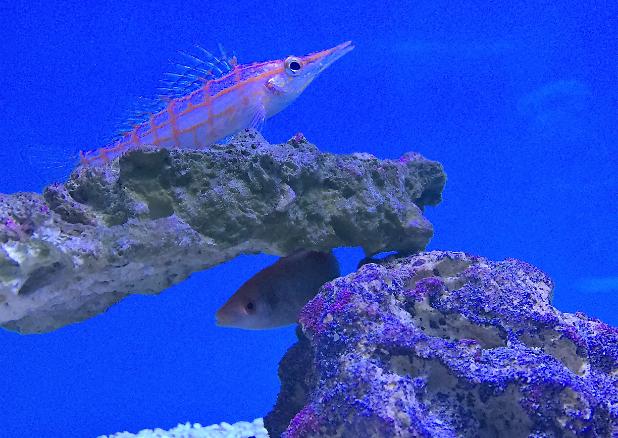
[[0, 131, 445, 333]]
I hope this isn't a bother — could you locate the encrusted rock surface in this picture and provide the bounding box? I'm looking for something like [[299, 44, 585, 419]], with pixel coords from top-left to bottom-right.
[[265, 251, 618, 437], [0, 130, 445, 333]]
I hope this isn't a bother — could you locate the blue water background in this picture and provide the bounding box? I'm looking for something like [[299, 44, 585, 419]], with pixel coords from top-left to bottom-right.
[[0, 1, 616, 436]]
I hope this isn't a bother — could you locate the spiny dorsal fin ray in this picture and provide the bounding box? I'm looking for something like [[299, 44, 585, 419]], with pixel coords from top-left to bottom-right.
[[111, 44, 238, 140], [158, 44, 237, 100], [111, 95, 166, 140]]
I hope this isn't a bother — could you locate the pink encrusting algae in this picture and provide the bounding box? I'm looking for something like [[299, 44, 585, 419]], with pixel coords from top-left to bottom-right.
[[79, 41, 354, 167]]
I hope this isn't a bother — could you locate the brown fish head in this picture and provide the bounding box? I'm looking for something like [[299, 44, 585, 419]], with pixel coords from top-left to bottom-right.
[[215, 283, 275, 330], [215, 250, 340, 330]]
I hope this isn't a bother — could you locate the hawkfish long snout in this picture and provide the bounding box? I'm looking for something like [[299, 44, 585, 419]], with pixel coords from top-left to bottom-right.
[[262, 40, 355, 116], [216, 251, 340, 330]]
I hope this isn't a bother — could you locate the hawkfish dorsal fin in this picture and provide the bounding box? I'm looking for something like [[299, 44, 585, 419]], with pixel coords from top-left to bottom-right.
[[157, 44, 238, 100], [112, 95, 165, 137], [110, 44, 238, 143]]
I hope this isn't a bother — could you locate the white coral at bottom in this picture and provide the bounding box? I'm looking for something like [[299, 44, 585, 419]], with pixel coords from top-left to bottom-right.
[[97, 418, 269, 438]]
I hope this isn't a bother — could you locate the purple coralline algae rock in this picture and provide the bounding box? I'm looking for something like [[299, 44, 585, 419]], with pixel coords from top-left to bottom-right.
[[0, 130, 445, 333], [265, 251, 618, 437]]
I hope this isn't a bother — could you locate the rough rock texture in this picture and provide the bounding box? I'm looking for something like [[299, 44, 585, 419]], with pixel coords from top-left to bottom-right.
[[265, 251, 618, 437], [0, 130, 445, 333]]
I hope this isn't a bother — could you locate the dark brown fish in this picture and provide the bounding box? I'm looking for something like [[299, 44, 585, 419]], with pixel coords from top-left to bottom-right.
[[215, 251, 340, 330]]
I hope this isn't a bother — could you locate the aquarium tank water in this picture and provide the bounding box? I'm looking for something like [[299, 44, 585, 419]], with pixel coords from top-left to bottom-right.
[[0, 1, 615, 437]]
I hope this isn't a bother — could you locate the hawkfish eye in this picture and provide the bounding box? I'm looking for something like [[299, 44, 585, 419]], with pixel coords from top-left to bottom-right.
[[285, 57, 302, 75]]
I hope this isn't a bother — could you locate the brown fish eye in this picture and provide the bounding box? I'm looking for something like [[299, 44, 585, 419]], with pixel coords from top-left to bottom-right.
[[285, 58, 302, 75]]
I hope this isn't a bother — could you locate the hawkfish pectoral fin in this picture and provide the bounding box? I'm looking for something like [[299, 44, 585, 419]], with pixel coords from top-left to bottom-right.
[[249, 103, 267, 131]]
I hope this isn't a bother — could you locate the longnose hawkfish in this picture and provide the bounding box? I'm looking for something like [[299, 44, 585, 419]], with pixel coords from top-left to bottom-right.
[[79, 41, 354, 167]]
